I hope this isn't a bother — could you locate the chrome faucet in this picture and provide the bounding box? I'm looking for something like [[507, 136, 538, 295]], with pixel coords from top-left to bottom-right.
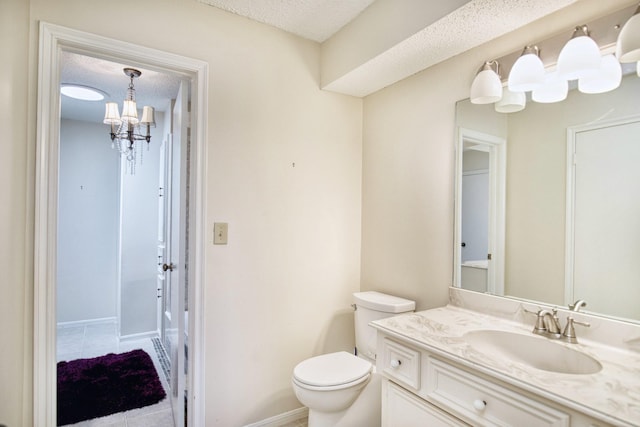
[[532, 309, 562, 338]]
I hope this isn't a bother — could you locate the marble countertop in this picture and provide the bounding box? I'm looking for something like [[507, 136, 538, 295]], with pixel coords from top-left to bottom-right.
[[371, 305, 640, 427]]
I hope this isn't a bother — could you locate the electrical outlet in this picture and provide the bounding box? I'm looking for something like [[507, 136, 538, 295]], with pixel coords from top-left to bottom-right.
[[213, 222, 228, 245]]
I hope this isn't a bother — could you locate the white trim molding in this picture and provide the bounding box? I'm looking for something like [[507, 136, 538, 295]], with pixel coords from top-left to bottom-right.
[[34, 22, 208, 427], [244, 407, 309, 427]]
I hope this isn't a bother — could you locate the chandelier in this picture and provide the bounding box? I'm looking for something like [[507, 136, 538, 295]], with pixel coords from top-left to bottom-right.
[[103, 68, 155, 173]]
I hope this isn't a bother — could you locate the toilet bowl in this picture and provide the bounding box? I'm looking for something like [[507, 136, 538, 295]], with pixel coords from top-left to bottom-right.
[[291, 292, 415, 427], [292, 351, 372, 426]]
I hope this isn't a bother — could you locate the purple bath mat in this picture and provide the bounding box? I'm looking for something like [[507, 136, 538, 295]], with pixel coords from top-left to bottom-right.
[[57, 349, 166, 425]]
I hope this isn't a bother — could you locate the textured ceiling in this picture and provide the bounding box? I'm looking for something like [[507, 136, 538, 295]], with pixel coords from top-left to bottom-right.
[[197, 0, 376, 42], [322, 0, 579, 96], [61, 0, 585, 122]]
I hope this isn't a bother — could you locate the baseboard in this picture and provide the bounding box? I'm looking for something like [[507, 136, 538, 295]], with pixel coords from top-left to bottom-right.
[[244, 407, 308, 427], [57, 316, 117, 328], [119, 330, 159, 342]]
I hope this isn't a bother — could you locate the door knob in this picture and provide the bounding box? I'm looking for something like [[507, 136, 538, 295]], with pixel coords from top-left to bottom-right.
[[162, 263, 174, 272]]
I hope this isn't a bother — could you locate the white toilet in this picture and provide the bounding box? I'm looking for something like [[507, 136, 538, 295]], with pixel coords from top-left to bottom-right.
[[292, 291, 415, 427]]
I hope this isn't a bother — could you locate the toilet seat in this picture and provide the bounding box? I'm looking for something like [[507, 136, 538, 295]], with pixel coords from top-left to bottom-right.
[[293, 351, 372, 391]]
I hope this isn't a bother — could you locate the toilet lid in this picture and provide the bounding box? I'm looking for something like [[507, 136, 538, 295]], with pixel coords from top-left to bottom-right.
[[293, 351, 372, 387]]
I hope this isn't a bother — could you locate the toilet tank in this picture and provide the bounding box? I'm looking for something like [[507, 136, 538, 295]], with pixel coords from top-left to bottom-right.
[[353, 291, 415, 363]]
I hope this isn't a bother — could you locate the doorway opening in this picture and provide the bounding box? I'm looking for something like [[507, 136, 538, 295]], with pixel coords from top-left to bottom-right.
[[454, 128, 506, 295], [35, 23, 207, 427]]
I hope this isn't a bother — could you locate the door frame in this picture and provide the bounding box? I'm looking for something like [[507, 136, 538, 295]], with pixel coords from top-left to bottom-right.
[[454, 127, 506, 295], [34, 22, 208, 426]]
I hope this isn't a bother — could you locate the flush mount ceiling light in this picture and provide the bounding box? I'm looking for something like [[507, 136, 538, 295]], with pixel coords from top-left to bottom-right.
[[103, 68, 155, 173], [470, 61, 502, 104], [495, 88, 526, 113], [578, 54, 622, 94], [557, 25, 602, 81], [61, 84, 106, 101], [532, 71, 568, 103], [616, 5, 640, 62], [508, 46, 545, 92]]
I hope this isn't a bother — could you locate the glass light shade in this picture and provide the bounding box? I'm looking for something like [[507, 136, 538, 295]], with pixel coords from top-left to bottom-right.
[[616, 11, 640, 63], [578, 54, 622, 94], [532, 72, 568, 103], [557, 34, 601, 80], [495, 88, 526, 113], [508, 52, 545, 92], [103, 102, 121, 125], [62, 84, 105, 101], [121, 99, 139, 124], [140, 106, 155, 125], [470, 68, 502, 104]]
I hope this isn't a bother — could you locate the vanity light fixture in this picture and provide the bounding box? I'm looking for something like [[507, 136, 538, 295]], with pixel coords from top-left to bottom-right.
[[61, 84, 106, 101], [578, 54, 622, 94], [470, 61, 502, 104], [508, 46, 545, 92], [495, 88, 526, 113], [616, 4, 640, 62], [557, 25, 602, 81], [531, 71, 568, 104], [469, 6, 640, 112], [103, 68, 155, 173]]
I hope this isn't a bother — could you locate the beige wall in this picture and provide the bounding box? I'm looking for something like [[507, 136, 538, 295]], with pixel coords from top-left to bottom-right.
[[9, 0, 362, 426], [0, 0, 31, 426], [1, 0, 635, 426]]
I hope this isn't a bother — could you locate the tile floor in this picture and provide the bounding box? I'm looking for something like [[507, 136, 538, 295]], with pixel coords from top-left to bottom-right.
[[57, 321, 174, 427]]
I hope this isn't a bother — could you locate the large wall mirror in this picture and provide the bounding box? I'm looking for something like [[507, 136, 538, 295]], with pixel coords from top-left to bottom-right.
[[455, 69, 640, 324]]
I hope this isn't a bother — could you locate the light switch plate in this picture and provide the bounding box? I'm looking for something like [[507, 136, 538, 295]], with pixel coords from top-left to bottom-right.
[[213, 222, 228, 245]]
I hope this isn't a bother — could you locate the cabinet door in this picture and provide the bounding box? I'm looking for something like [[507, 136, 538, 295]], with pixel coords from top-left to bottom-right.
[[383, 380, 467, 427]]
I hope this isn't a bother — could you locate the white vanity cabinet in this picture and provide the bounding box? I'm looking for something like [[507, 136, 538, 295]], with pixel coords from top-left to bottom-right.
[[378, 334, 614, 427]]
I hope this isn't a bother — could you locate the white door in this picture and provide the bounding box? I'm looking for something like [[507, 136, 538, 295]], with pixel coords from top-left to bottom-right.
[[571, 119, 640, 320], [157, 80, 189, 426], [461, 170, 489, 263]]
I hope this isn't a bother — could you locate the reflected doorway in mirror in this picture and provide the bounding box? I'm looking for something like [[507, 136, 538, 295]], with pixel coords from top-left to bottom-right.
[[454, 128, 506, 296]]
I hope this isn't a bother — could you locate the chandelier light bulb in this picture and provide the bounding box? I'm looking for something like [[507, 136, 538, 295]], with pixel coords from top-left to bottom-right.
[[103, 68, 155, 174]]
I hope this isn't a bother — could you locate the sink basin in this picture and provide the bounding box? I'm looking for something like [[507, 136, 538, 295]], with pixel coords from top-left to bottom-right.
[[463, 330, 602, 375]]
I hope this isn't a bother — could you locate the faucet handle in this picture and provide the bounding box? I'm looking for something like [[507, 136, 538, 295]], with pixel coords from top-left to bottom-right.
[[562, 316, 591, 343], [522, 307, 542, 316]]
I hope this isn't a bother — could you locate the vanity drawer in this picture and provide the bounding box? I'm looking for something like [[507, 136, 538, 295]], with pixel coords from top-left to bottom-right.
[[381, 338, 421, 390], [426, 357, 570, 427], [383, 380, 468, 427]]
